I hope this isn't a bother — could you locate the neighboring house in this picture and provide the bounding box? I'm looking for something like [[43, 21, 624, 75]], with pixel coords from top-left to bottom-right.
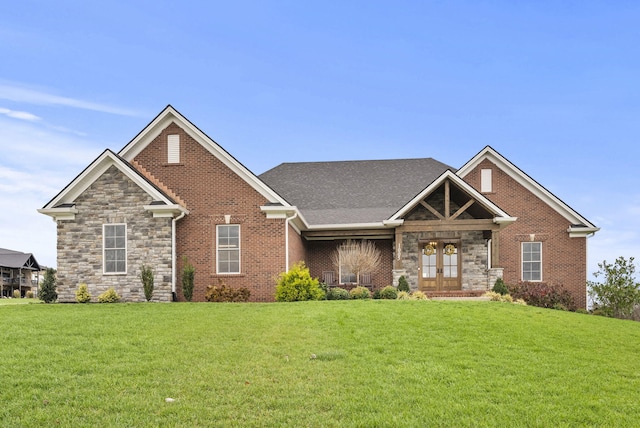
[[39, 106, 599, 307], [0, 248, 41, 297]]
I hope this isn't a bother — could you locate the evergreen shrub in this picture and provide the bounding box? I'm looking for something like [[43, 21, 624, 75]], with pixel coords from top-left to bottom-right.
[[75, 284, 92, 303], [140, 265, 154, 302], [492, 278, 508, 295], [379, 286, 398, 300], [182, 257, 195, 302], [349, 286, 371, 300], [97, 288, 121, 303], [326, 287, 350, 300], [398, 275, 410, 293], [275, 261, 324, 302], [39, 268, 57, 303]]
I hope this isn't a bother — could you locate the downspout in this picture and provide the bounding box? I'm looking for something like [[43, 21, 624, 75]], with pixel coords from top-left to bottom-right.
[[284, 212, 298, 272], [172, 211, 187, 299]]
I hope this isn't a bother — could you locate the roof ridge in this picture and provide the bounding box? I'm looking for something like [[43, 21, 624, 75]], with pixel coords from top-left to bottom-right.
[[130, 160, 188, 208]]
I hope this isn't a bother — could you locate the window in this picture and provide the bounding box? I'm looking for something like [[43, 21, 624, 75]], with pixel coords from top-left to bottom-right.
[[481, 168, 492, 193], [104, 224, 126, 274], [168, 134, 180, 163], [217, 224, 240, 274], [522, 242, 542, 281], [339, 264, 356, 284]]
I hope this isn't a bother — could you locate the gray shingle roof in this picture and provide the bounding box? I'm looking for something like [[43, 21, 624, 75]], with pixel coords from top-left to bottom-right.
[[259, 158, 454, 225], [0, 248, 41, 270]]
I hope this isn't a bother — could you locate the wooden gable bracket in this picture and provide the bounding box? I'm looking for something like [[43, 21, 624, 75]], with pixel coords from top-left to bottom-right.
[[418, 179, 474, 221]]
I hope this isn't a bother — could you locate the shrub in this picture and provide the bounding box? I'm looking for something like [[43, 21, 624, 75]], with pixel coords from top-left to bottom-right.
[[484, 291, 504, 301], [588, 257, 640, 319], [349, 286, 371, 300], [97, 288, 121, 303], [326, 287, 350, 300], [397, 291, 411, 300], [318, 282, 330, 299], [182, 257, 195, 302], [75, 284, 92, 303], [492, 278, 508, 295], [379, 286, 398, 300], [275, 261, 324, 302], [508, 282, 576, 311], [372, 289, 381, 299], [514, 299, 527, 306], [205, 279, 250, 302], [398, 275, 410, 293], [39, 268, 57, 303], [25, 290, 34, 299], [411, 291, 428, 300], [140, 265, 154, 302], [12, 289, 21, 299]]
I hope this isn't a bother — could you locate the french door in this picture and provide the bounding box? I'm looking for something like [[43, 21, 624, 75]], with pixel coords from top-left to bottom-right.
[[418, 240, 461, 291]]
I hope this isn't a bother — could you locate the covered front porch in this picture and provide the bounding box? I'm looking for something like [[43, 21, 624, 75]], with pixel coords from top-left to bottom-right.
[[388, 171, 514, 295]]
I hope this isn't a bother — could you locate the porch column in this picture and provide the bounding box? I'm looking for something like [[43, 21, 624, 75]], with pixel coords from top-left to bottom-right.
[[394, 227, 403, 269], [491, 230, 500, 267]]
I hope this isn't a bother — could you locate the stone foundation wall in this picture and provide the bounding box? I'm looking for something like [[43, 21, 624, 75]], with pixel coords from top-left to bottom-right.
[[56, 165, 173, 302]]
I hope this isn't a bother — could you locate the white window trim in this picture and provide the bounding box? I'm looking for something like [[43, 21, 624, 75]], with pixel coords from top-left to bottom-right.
[[521, 241, 542, 282], [167, 134, 180, 163], [216, 224, 241, 274], [103, 223, 127, 275]]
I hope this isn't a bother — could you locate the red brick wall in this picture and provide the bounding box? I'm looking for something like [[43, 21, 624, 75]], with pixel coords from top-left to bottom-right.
[[133, 122, 287, 302], [464, 159, 588, 308], [305, 239, 394, 290], [288, 224, 306, 267]]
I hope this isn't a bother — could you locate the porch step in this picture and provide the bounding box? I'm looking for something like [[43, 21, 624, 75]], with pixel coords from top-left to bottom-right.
[[425, 290, 488, 300]]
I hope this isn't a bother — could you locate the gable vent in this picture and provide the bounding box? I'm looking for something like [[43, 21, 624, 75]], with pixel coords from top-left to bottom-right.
[[167, 135, 180, 163]]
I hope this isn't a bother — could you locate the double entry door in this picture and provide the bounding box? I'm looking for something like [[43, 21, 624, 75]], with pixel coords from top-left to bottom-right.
[[418, 240, 461, 291]]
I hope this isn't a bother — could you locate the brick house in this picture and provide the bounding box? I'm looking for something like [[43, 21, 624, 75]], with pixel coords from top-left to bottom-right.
[[39, 106, 599, 307]]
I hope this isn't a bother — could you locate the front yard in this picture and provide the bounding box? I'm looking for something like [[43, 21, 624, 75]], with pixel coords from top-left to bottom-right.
[[1, 300, 639, 426]]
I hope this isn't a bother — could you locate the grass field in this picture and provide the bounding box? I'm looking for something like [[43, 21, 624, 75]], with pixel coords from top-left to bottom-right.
[[1, 300, 639, 427]]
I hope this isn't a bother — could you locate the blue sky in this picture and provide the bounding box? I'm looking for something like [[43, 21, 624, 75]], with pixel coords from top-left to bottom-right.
[[1, 1, 639, 276]]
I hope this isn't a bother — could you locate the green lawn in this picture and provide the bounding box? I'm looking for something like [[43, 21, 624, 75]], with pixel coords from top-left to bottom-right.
[[1, 300, 639, 427]]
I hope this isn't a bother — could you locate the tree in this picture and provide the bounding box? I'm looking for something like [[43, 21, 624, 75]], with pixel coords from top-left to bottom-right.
[[182, 257, 195, 302], [39, 268, 58, 303], [331, 240, 381, 286], [140, 265, 154, 302], [588, 256, 640, 319]]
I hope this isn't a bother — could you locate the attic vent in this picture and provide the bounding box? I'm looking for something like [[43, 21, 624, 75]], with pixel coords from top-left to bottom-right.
[[167, 135, 180, 163], [481, 168, 492, 193]]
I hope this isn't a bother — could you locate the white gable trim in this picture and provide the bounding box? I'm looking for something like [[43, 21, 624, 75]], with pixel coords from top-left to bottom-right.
[[118, 105, 289, 206], [39, 150, 188, 219], [457, 146, 599, 232], [388, 170, 516, 224]]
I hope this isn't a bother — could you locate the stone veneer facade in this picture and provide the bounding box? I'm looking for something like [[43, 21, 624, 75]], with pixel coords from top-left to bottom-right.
[[396, 230, 496, 291], [56, 165, 173, 302]]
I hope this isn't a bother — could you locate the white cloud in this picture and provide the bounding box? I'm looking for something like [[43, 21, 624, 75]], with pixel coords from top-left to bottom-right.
[[0, 81, 143, 117], [0, 107, 41, 121]]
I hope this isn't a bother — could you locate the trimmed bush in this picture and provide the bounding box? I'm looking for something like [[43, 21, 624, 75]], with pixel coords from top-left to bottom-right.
[[349, 286, 371, 300], [326, 287, 350, 300], [492, 278, 508, 295], [182, 257, 195, 302], [75, 283, 92, 303], [25, 290, 34, 299], [39, 268, 57, 303], [140, 265, 154, 302], [398, 275, 410, 293], [97, 288, 121, 303], [13, 289, 21, 299], [205, 279, 250, 302], [508, 282, 576, 311], [379, 286, 398, 300], [275, 261, 324, 302]]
